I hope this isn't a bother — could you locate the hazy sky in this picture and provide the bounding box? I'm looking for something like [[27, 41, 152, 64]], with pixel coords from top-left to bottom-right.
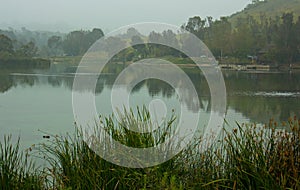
[[0, 0, 251, 32]]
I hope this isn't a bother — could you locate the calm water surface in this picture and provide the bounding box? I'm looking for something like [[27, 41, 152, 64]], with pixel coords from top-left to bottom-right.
[[1, 62, 300, 149]]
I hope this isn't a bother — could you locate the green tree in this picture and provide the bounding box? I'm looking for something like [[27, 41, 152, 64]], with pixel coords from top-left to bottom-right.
[[47, 36, 63, 56], [104, 36, 127, 61], [231, 17, 255, 58], [148, 31, 163, 57], [131, 35, 147, 59], [181, 34, 203, 57], [184, 16, 206, 40], [0, 34, 14, 54], [296, 16, 300, 61], [274, 13, 298, 63], [161, 30, 180, 56], [125, 27, 141, 38], [63, 29, 104, 56], [205, 17, 232, 59], [48, 36, 62, 49], [83, 28, 104, 50], [63, 30, 85, 56], [147, 30, 180, 57], [16, 41, 37, 57]]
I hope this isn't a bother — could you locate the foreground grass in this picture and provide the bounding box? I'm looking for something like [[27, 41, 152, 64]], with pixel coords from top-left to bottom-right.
[[1, 108, 300, 189], [0, 136, 44, 189]]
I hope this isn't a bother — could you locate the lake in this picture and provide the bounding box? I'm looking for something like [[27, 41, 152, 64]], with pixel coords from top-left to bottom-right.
[[1, 62, 300, 150]]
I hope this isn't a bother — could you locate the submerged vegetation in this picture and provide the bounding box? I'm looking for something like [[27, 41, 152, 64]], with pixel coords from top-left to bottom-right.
[[1, 108, 299, 189]]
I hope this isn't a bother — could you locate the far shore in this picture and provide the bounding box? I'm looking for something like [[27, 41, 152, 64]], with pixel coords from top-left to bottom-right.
[[42, 56, 300, 72]]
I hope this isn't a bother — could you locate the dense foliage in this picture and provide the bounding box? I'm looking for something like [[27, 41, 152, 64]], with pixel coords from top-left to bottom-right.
[[0, 0, 299, 65], [0, 28, 104, 58], [182, 12, 300, 64], [1, 109, 300, 189], [0, 34, 37, 59]]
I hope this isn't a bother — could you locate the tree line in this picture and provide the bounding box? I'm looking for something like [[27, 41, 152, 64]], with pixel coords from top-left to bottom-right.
[[88, 12, 300, 65], [1, 12, 299, 65], [100, 12, 300, 65], [183, 12, 300, 64], [0, 28, 104, 59], [0, 34, 37, 59], [47, 28, 104, 56]]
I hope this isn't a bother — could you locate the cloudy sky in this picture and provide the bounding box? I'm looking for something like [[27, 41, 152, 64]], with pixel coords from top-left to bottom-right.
[[0, 0, 251, 32]]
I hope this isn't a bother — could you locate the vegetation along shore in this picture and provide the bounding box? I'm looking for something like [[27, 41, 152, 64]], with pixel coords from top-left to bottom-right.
[[0, 108, 299, 189]]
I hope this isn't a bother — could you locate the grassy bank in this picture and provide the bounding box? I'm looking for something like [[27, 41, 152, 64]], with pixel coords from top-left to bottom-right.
[[1, 108, 300, 189], [0, 57, 50, 69]]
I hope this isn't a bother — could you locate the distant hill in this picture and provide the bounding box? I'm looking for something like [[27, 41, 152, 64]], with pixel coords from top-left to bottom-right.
[[230, 0, 300, 24]]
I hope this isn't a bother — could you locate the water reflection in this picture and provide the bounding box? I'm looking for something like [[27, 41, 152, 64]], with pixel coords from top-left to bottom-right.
[[0, 63, 300, 124]]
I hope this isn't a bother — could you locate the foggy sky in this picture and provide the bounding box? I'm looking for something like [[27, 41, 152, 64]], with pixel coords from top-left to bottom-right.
[[0, 0, 251, 32]]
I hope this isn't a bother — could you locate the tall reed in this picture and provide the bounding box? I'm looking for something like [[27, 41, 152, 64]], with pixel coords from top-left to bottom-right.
[[1, 108, 300, 189], [0, 135, 44, 190]]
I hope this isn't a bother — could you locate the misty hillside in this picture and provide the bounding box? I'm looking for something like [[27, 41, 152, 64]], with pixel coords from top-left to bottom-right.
[[230, 0, 300, 23]]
